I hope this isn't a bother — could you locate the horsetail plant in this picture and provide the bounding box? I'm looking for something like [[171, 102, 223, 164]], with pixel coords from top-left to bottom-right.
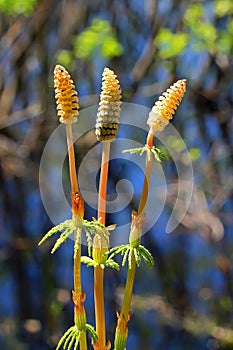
[[39, 66, 186, 350], [93, 68, 121, 350], [39, 65, 97, 350], [113, 79, 187, 350]]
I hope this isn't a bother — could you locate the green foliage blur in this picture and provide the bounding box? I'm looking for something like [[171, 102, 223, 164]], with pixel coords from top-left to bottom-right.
[[155, 29, 189, 58], [154, 2, 233, 58], [57, 19, 124, 68], [73, 19, 123, 60], [0, 0, 36, 15], [55, 3, 233, 66]]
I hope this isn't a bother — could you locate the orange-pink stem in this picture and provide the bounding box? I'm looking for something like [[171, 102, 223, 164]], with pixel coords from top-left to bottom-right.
[[146, 129, 154, 148], [98, 141, 110, 224], [94, 141, 110, 349], [66, 121, 78, 193], [66, 121, 87, 350]]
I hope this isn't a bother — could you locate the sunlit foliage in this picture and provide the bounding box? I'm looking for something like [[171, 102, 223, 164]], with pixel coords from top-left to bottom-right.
[[73, 19, 123, 60], [0, 0, 36, 15]]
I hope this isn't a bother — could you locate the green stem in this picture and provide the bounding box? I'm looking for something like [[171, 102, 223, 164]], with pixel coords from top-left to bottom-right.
[[80, 332, 87, 350], [114, 147, 153, 350], [73, 227, 82, 296], [121, 258, 136, 319], [73, 227, 87, 350]]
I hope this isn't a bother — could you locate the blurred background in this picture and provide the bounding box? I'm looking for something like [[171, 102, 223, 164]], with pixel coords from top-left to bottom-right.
[[0, 0, 233, 349]]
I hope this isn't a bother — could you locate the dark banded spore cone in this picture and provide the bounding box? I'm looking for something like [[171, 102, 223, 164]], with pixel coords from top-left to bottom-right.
[[95, 68, 121, 142]]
